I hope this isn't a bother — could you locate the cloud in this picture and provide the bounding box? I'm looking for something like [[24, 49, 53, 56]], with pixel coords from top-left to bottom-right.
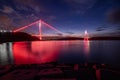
[[11, 0, 51, 25], [11, 13, 39, 27], [48, 15, 56, 20], [64, 0, 97, 14], [0, 9, 39, 28], [0, 4, 40, 28], [0, 0, 56, 29], [107, 8, 120, 24], [56, 33, 63, 36], [117, 26, 120, 30], [1, 5, 14, 14], [96, 27, 106, 31], [66, 32, 74, 34], [14, 0, 47, 13], [0, 15, 14, 30], [14, 0, 37, 8]]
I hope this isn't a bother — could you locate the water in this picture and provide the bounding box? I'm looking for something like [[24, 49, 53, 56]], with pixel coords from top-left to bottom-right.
[[0, 40, 120, 66]]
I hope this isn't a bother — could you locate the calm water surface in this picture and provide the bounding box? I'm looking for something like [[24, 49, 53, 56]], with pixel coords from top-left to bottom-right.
[[0, 40, 120, 66]]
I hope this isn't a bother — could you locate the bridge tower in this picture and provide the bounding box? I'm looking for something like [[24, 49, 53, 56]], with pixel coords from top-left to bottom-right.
[[84, 30, 89, 40]]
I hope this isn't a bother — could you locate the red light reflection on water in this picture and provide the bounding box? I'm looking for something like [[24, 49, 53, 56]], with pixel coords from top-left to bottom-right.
[[31, 41, 60, 63], [83, 39, 90, 63], [84, 40, 90, 54], [13, 41, 62, 64], [13, 42, 31, 64], [84, 30, 90, 56]]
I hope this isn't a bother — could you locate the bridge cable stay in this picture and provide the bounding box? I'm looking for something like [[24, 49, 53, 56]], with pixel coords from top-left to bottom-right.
[[13, 21, 38, 32]]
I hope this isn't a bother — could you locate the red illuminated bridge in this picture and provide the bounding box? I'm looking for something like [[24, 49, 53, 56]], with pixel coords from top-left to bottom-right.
[[13, 19, 64, 40], [13, 19, 89, 40]]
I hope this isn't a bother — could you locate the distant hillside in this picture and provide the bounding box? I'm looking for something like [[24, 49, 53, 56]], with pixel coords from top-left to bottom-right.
[[0, 32, 40, 43], [89, 36, 120, 40], [37, 36, 83, 40], [33, 35, 120, 41], [41, 36, 120, 40], [58, 37, 83, 40]]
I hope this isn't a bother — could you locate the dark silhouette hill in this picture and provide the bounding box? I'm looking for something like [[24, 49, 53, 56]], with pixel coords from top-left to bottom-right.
[[0, 32, 40, 43]]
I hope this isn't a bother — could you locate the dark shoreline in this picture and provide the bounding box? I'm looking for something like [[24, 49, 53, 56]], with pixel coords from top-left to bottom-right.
[[0, 32, 40, 43], [0, 32, 120, 43]]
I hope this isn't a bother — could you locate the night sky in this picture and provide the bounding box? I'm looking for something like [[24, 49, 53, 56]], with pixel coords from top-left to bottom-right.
[[0, 0, 120, 37]]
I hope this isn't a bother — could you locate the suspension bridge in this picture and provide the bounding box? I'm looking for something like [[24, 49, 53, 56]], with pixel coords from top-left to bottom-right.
[[13, 19, 64, 40], [13, 19, 89, 40]]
